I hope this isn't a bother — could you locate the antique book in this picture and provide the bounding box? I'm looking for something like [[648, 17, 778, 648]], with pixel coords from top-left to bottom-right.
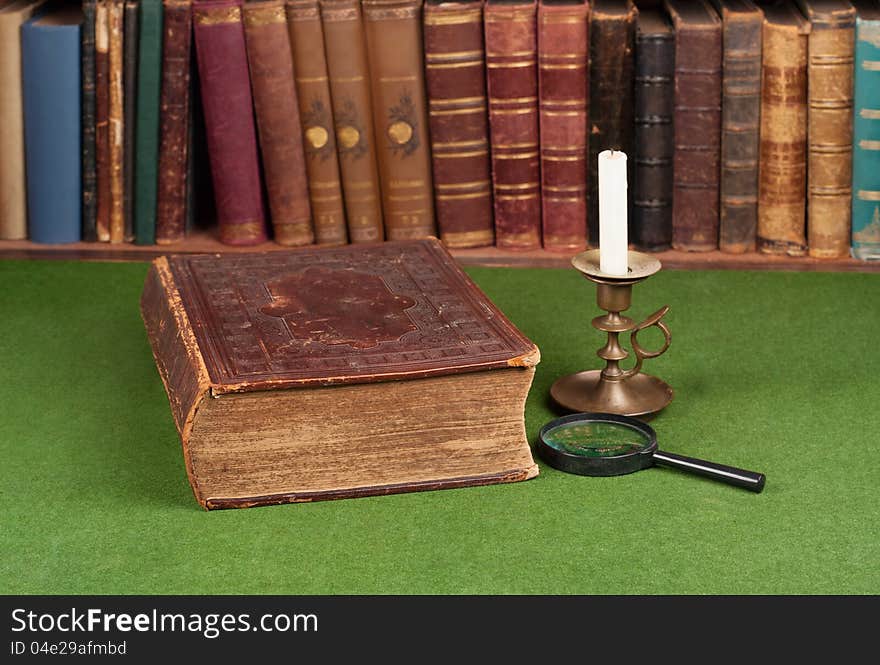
[[589, 0, 636, 245], [193, 0, 267, 246], [795, 0, 857, 258], [95, 0, 111, 241], [665, 0, 722, 252], [710, 0, 763, 254], [0, 0, 46, 240], [243, 0, 314, 246], [134, 0, 163, 245], [21, 4, 82, 243], [757, 0, 808, 255], [141, 239, 540, 510], [320, 0, 384, 243], [155, 0, 192, 244], [363, 0, 436, 240], [423, 0, 493, 248], [81, 0, 98, 241], [633, 6, 674, 251], [122, 0, 138, 242], [485, 0, 542, 250], [286, 0, 348, 246], [538, 0, 589, 252], [851, 0, 880, 259], [108, 0, 125, 243]]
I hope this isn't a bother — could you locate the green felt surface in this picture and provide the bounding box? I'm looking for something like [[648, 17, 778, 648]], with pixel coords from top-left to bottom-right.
[[1, 259, 878, 594]]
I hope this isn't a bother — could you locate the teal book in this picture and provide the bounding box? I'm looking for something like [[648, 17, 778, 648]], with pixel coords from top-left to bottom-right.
[[852, 0, 880, 260], [133, 0, 163, 245]]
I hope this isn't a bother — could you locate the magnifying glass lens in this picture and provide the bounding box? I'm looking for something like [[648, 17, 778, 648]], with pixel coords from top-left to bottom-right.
[[542, 420, 651, 458]]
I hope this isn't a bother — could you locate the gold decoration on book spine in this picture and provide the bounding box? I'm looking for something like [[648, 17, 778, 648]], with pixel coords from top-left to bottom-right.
[[285, 0, 319, 20], [319, 0, 359, 22], [219, 221, 266, 243], [423, 9, 481, 27], [194, 5, 242, 25], [388, 122, 413, 145], [337, 126, 361, 149], [305, 126, 329, 149], [243, 4, 286, 27]]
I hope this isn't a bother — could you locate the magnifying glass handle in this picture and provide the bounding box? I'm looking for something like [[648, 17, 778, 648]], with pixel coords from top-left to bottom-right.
[[653, 450, 765, 493]]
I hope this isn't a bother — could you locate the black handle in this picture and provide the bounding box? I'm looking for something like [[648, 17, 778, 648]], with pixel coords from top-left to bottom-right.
[[653, 450, 765, 493]]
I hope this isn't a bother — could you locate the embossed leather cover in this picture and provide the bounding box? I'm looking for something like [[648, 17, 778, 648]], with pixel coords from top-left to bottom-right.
[[96, 0, 111, 242], [81, 0, 98, 242]]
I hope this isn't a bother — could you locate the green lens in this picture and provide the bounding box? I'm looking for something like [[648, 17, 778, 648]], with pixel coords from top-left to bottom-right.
[[542, 420, 650, 458]]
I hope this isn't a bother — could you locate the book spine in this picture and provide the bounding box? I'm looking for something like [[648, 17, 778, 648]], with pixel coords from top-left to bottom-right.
[[589, 1, 637, 246], [108, 0, 125, 243], [320, 0, 384, 243], [803, 3, 857, 259], [155, 0, 192, 244], [757, 14, 808, 255], [669, 2, 722, 252], [96, 1, 111, 241], [82, 0, 99, 242], [192, 0, 268, 246], [538, 0, 588, 252], [485, 0, 541, 250], [363, 0, 435, 241], [852, 12, 880, 259], [243, 0, 314, 246], [633, 12, 674, 251], [22, 14, 82, 243], [123, 0, 139, 242], [718, 6, 762, 254], [285, 0, 348, 246], [134, 0, 163, 245], [423, 1, 493, 249]]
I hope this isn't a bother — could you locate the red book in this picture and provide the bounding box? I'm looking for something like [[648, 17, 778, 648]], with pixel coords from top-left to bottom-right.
[[192, 0, 267, 246]]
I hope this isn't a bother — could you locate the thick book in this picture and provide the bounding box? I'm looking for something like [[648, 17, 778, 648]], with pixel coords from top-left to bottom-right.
[[286, 0, 348, 246], [122, 0, 138, 242], [21, 4, 82, 243], [710, 0, 763, 254], [134, 0, 163, 245], [589, 0, 636, 246], [81, 0, 98, 241], [633, 6, 674, 251], [423, 0, 494, 249], [538, 0, 589, 252], [485, 0, 542, 250], [852, 0, 880, 259], [140, 238, 540, 510], [0, 0, 46, 240], [757, 0, 808, 255], [363, 0, 436, 240], [95, 0, 111, 241], [795, 0, 857, 258], [108, 0, 125, 243], [320, 0, 384, 243], [243, 0, 314, 246]]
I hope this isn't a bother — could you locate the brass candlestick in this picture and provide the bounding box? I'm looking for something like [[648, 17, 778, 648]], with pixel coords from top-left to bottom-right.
[[550, 249, 674, 418]]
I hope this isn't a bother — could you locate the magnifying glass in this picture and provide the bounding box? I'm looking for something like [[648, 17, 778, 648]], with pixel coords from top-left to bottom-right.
[[538, 413, 765, 493]]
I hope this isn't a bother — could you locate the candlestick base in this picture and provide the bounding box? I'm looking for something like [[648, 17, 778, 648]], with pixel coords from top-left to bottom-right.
[[550, 370, 673, 419]]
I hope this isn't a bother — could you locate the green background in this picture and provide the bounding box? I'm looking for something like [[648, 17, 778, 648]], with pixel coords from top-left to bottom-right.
[[1, 259, 877, 594]]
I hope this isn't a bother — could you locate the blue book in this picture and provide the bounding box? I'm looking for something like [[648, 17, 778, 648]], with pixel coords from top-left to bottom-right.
[[21, 4, 82, 243], [852, 0, 880, 260]]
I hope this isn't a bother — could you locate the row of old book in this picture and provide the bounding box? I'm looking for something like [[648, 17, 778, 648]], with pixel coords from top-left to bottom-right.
[[1, 0, 879, 260]]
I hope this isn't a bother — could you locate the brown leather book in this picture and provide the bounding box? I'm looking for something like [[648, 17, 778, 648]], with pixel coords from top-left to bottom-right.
[[320, 0, 384, 243], [795, 0, 857, 258], [665, 0, 722, 252], [155, 0, 192, 244], [363, 0, 436, 240], [538, 0, 589, 252], [286, 0, 348, 246], [95, 0, 111, 242], [82, 0, 98, 242], [423, 0, 494, 249], [485, 0, 542, 250], [108, 0, 125, 243], [757, 0, 808, 256], [140, 238, 540, 510], [242, 0, 314, 246]]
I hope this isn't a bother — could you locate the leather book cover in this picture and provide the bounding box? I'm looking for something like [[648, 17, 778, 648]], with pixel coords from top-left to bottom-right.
[[709, 0, 762, 254], [795, 0, 857, 258], [757, 0, 808, 256], [589, 0, 636, 246], [285, 0, 348, 246], [423, 0, 493, 249], [193, 0, 268, 246], [665, 0, 722, 252], [134, 0, 163, 245], [633, 7, 674, 251], [320, 0, 384, 243], [155, 0, 192, 244], [485, 0, 542, 250], [538, 0, 589, 252], [81, 0, 98, 242], [95, 0, 111, 241], [123, 0, 138, 242], [108, 0, 125, 243], [141, 238, 540, 509], [243, 0, 314, 246], [851, 0, 880, 259], [363, 0, 436, 240]]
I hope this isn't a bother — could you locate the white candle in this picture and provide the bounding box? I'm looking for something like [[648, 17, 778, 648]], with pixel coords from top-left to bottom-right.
[[598, 149, 629, 275]]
